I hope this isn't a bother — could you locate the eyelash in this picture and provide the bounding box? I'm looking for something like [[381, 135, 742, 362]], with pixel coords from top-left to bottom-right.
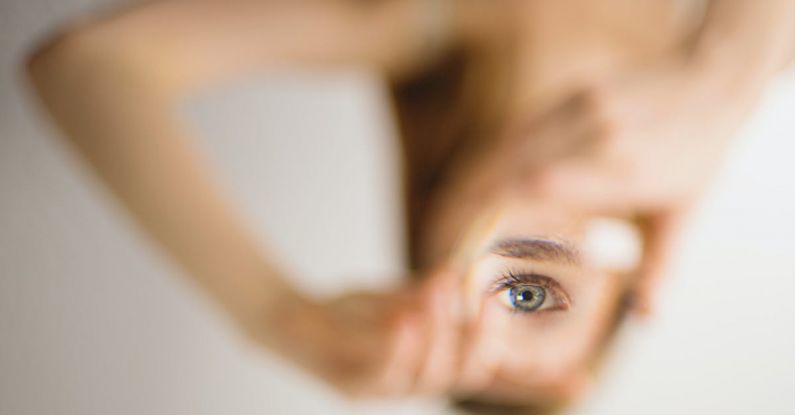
[[490, 269, 572, 314]]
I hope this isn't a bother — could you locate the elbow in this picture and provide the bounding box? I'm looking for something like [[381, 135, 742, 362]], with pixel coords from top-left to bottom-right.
[[25, 35, 55, 83], [25, 24, 162, 94], [26, 26, 101, 89]]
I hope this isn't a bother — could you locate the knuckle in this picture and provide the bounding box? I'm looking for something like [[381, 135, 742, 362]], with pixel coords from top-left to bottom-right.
[[341, 383, 374, 401], [579, 86, 617, 123], [592, 120, 619, 152], [575, 88, 624, 152], [577, 85, 610, 115], [527, 169, 566, 199]]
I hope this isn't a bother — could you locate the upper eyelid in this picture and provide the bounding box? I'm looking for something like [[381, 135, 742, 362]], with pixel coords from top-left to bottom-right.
[[489, 269, 559, 292]]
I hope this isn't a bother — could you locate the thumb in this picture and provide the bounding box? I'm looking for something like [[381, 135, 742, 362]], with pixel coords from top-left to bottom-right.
[[632, 205, 690, 315]]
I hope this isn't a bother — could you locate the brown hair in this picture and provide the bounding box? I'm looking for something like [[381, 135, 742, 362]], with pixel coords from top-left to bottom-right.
[[390, 29, 517, 272]]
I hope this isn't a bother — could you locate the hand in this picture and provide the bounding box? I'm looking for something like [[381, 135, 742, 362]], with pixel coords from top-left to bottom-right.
[[257, 266, 593, 404], [507, 63, 761, 212], [425, 60, 765, 315], [504, 62, 764, 311], [259, 266, 464, 399]]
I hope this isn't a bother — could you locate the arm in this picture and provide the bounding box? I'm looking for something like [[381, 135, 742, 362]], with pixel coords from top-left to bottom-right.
[[25, 0, 454, 340], [445, 0, 795, 315], [627, 0, 795, 310], [689, 0, 795, 91], [26, 0, 490, 397]]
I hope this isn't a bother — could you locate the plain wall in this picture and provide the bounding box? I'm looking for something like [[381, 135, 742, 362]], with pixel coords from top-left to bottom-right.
[[2, 1, 794, 414]]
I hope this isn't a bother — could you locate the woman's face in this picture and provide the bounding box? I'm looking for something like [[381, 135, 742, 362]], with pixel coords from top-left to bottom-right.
[[450, 198, 639, 404]]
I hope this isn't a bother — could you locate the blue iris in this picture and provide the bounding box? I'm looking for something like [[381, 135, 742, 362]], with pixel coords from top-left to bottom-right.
[[509, 285, 546, 312]]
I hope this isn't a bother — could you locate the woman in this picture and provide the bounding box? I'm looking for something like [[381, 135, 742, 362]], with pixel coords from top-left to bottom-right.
[[26, 0, 795, 411]]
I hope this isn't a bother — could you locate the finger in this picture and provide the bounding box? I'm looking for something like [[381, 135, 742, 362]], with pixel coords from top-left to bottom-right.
[[488, 366, 593, 405], [413, 267, 460, 395], [632, 205, 690, 315], [371, 310, 423, 398], [528, 159, 629, 213], [455, 299, 504, 394], [502, 92, 600, 174]]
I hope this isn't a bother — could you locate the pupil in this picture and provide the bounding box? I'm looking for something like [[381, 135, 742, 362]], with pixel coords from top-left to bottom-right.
[[510, 285, 545, 311], [518, 289, 534, 303]]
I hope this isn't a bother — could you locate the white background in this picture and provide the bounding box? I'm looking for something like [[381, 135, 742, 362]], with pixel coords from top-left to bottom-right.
[[2, 1, 794, 414]]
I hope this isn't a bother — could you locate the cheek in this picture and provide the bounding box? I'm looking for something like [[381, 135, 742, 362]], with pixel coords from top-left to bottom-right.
[[499, 319, 590, 379], [489, 279, 621, 381], [471, 317, 594, 403]]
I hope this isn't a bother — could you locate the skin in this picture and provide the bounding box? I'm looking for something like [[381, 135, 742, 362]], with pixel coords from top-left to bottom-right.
[[25, 0, 795, 405], [447, 200, 634, 405]]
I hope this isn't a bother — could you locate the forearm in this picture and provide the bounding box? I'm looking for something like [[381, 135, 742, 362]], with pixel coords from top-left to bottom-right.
[[689, 0, 795, 90], [27, 32, 302, 337], [25, 0, 474, 351]]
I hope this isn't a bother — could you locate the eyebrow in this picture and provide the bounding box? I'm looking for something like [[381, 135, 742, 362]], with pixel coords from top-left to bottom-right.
[[489, 238, 581, 265]]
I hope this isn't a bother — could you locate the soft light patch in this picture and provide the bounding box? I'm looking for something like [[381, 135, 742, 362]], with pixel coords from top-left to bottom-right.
[[583, 218, 642, 272]]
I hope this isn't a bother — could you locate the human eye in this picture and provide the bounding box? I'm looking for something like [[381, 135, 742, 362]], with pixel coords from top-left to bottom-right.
[[491, 271, 572, 313]]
